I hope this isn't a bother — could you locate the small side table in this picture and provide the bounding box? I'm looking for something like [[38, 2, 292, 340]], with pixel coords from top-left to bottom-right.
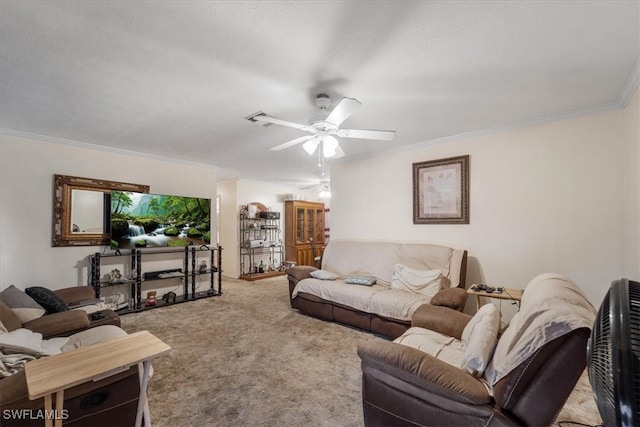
[[467, 286, 523, 311], [25, 330, 170, 427]]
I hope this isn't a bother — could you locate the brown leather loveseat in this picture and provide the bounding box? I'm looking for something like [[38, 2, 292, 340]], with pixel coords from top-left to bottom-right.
[[357, 273, 596, 426]]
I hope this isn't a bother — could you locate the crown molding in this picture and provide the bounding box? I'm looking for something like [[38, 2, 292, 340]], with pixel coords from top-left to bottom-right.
[[336, 99, 625, 165], [0, 128, 218, 170], [618, 57, 640, 108]]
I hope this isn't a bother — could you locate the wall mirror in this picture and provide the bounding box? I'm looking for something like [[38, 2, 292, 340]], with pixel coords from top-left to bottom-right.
[[52, 174, 149, 247]]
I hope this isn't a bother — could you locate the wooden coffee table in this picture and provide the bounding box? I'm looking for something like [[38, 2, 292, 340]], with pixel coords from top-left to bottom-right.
[[25, 330, 170, 427]]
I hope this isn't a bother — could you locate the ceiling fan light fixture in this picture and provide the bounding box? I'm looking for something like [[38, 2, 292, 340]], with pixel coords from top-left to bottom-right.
[[319, 189, 331, 198], [323, 135, 339, 158], [302, 138, 319, 155]]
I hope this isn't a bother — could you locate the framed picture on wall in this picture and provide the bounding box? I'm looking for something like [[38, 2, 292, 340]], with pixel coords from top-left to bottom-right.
[[412, 155, 469, 224]]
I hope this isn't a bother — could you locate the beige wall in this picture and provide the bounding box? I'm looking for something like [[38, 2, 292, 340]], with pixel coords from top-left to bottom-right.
[[217, 179, 240, 278], [0, 133, 217, 291], [330, 88, 639, 306], [622, 88, 640, 280], [3, 89, 635, 301], [217, 179, 320, 278]]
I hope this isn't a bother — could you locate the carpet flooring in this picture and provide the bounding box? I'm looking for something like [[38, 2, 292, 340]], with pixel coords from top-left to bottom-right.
[[120, 276, 602, 427]]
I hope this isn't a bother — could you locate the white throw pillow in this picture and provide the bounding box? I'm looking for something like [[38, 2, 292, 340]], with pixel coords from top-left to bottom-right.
[[0, 285, 46, 323], [309, 270, 338, 280], [391, 264, 442, 298], [461, 303, 501, 377]]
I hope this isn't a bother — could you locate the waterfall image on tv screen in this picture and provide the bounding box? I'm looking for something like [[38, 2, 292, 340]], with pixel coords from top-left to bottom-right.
[[110, 191, 211, 250]]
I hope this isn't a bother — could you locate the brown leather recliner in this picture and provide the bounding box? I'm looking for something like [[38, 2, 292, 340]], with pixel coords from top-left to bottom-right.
[[0, 286, 139, 426], [357, 273, 596, 427]]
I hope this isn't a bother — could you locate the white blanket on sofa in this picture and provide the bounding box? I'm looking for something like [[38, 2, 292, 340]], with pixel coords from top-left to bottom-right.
[[291, 240, 466, 322], [320, 240, 464, 288], [0, 328, 69, 377], [292, 279, 434, 321], [485, 273, 596, 386]]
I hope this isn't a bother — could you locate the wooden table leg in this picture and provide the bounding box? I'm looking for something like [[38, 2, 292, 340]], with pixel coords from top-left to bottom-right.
[[54, 391, 64, 427], [43, 390, 65, 427], [476, 294, 481, 311], [44, 394, 53, 427]]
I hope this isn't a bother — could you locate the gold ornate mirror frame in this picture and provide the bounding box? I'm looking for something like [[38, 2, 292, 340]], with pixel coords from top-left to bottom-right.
[[52, 175, 149, 247]]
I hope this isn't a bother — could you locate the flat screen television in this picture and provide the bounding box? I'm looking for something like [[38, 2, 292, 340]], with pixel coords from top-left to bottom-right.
[[110, 191, 211, 250]]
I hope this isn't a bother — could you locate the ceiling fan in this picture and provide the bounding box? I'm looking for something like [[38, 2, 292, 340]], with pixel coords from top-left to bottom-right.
[[246, 94, 396, 159]]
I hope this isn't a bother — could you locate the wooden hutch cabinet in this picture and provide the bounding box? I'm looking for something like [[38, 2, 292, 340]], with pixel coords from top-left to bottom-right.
[[284, 200, 325, 267]]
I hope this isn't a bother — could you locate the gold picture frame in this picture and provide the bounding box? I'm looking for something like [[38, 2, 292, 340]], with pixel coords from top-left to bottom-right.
[[52, 175, 149, 247], [413, 155, 469, 224]]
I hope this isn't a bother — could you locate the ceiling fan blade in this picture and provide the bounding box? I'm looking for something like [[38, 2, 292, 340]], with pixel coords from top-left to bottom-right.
[[336, 128, 396, 141], [270, 135, 315, 151], [253, 114, 309, 131], [325, 97, 361, 126]]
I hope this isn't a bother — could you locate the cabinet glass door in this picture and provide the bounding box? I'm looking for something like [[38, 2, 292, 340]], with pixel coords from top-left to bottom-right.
[[296, 207, 305, 243], [314, 208, 324, 242], [306, 208, 315, 243]]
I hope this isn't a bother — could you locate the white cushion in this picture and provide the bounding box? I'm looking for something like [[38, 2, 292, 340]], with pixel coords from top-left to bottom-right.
[[369, 289, 434, 322], [461, 303, 501, 376], [61, 325, 128, 353], [391, 263, 442, 298], [394, 327, 466, 369], [72, 303, 109, 314], [309, 270, 338, 280]]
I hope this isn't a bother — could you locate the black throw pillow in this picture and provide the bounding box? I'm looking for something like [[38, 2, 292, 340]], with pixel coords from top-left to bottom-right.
[[25, 286, 69, 314]]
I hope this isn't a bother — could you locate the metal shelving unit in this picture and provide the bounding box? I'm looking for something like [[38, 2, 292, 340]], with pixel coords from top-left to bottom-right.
[[89, 245, 223, 313], [239, 211, 285, 281]]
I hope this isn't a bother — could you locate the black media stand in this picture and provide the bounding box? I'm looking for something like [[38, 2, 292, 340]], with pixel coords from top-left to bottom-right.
[[89, 245, 223, 313]]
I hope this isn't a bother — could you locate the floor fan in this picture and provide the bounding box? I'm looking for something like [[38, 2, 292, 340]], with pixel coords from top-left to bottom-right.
[[588, 278, 640, 426]]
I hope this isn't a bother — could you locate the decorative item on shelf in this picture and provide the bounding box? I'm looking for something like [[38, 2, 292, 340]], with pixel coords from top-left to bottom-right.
[[162, 291, 176, 304], [199, 260, 207, 273], [258, 260, 265, 273], [247, 204, 258, 218], [247, 239, 265, 248], [259, 211, 280, 219], [108, 269, 126, 284], [145, 291, 157, 307]]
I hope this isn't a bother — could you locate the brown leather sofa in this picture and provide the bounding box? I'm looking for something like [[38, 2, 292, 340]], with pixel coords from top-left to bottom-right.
[[0, 286, 139, 426], [357, 273, 596, 426], [288, 240, 468, 339], [0, 285, 120, 338]]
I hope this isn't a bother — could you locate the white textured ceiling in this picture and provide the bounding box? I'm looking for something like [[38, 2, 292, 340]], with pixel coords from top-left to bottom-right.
[[1, 1, 638, 187]]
